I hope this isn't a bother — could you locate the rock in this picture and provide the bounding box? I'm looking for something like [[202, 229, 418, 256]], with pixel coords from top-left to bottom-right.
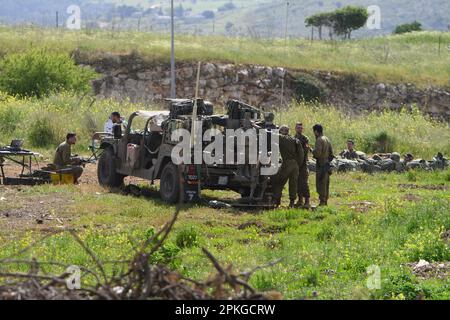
[[202, 63, 216, 76], [415, 259, 430, 269]]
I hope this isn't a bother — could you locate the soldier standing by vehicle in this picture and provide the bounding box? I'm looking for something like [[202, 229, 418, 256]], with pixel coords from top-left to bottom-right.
[[295, 122, 311, 207], [312, 124, 333, 206], [274, 125, 304, 208], [53, 133, 83, 184]]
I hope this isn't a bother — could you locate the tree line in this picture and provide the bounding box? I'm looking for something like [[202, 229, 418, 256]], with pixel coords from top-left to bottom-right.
[[305, 6, 369, 40]]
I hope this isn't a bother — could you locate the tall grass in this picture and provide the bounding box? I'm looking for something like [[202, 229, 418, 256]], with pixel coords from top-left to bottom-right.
[[0, 92, 448, 159], [284, 101, 450, 159], [0, 27, 449, 87]]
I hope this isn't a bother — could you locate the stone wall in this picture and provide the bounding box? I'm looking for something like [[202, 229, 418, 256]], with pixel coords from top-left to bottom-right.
[[85, 53, 450, 120]]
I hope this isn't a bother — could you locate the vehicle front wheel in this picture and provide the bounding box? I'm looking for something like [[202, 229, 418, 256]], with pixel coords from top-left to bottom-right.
[[98, 148, 125, 188], [160, 162, 181, 204]]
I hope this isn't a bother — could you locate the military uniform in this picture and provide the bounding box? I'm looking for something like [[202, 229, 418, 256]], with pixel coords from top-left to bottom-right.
[[312, 135, 333, 205], [295, 133, 310, 205], [274, 135, 304, 206], [340, 149, 359, 160], [53, 141, 83, 181]]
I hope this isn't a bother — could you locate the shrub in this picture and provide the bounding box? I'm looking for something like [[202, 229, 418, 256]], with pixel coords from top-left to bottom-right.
[[394, 21, 423, 35], [401, 228, 450, 262], [0, 103, 24, 134], [28, 116, 57, 147], [293, 73, 328, 102], [381, 272, 423, 300], [363, 131, 396, 153], [0, 49, 97, 98], [202, 10, 215, 19], [175, 227, 199, 249]]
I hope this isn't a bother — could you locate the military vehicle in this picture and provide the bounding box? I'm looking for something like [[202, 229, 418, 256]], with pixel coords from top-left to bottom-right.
[[96, 99, 279, 205]]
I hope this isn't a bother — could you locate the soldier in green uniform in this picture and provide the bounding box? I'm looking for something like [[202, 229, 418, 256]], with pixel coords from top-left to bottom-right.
[[53, 133, 83, 184], [294, 122, 311, 207], [274, 125, 304, 208], [312, 124, 333, 206], [339, 139, 359, 160]]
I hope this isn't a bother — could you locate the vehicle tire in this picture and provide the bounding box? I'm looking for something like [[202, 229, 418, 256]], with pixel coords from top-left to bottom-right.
[[160, 162, 181, 204], [98, 148, 125, 188]]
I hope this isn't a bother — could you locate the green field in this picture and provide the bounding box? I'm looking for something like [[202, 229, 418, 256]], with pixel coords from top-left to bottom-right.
[[0, 27, 449, 300], [0, 27, 449, 87], [0, 169, 449, 299]]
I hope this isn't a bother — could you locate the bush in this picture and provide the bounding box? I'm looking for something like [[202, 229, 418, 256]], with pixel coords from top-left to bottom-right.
[[401, 228, 450, 262], [175, 227, 199, 249], [0, 103, 24, 134], [394, 21, 423, 35], [28, 116, 58, 148], [293, 73, 328, 102], [381, 272, 423, 300], [0, 49, 97, 98], [202, 10, 215, 19], [218, 2, 236, 12], [363, 131, 396, 153]]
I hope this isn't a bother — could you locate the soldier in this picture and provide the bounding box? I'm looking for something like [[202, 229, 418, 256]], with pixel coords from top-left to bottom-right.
[[312, 124, 334, 206], [294, 122, 311, 207], [53, 133, 83, 184], [274, 125, 304, 208], [104, 112, 127, 135], [340, 139, 359, 160]]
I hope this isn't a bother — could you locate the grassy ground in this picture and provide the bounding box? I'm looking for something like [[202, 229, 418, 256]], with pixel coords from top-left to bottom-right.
[[0, 27, 449, 87], [0, 168, 448, 300]]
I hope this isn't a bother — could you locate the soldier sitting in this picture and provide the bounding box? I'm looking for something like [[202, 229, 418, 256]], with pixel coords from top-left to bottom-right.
[[339, 140, 359, 160], [53, 133, 83, 184]]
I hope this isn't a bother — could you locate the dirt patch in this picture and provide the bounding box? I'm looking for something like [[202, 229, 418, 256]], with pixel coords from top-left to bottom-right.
[[260, 224, 287, 235], [407, 260, 450, 280], [345, 201, 374, 213], [238, 221, 264, 230], [0, 186, 71, 231], [441, 230, 450, 243], [401, 193, 421, 202], [398, 184, 449, 191]]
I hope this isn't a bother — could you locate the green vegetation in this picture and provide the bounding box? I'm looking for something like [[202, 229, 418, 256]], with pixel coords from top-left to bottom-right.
[[0, 49, 97, 98], [0, 170, 448, 299], [306, 6, 369, 39], [0, 93, 448, 159], [394, 21, 423, 35], [293, 73, 328, 102], [0, 27, 449, 87]]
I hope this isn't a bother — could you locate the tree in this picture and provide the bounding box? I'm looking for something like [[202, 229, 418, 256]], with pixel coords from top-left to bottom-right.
[[393, 21, 423, 34], [305, 6, 368, 40], [202, 10, 215, 19]]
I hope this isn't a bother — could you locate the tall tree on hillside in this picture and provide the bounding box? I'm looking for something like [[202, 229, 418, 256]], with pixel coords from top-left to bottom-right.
[[333, 6, 369, 39], [305, 6, 368, 40]]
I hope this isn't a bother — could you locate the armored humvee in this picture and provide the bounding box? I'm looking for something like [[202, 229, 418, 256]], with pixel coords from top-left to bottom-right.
[[97, 99, 279, 205]]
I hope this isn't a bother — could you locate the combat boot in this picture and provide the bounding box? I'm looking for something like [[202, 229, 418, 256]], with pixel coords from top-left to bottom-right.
[[304, 197, 310, 208], [289, 199, 296, 208]]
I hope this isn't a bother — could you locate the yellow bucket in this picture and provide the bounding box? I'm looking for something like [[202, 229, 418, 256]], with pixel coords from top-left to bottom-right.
[[50, 173, 75, 185]]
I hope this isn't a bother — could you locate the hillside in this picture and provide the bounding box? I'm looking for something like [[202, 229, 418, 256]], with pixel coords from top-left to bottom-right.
[[0, 27, 449, 88], [1, 0, 449, 37]]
